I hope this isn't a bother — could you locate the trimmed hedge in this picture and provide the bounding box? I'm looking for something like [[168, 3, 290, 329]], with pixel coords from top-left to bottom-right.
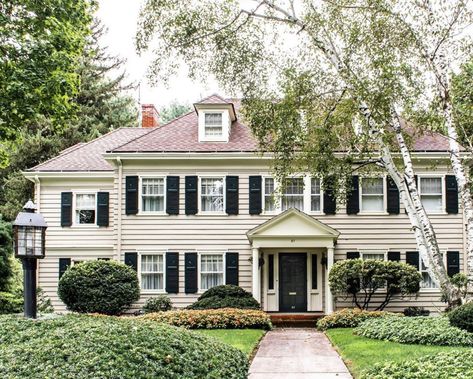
[[187, 285, 260, 310], [58, 260, 140, 315], [142, 308, 272, 329], [0, 292, 22, 314], [143, 295, 173, 313], [355, 316, 473, 346], [0, 314, 249, 378], [361, 350, 473, 379], [316, 308, 401, 331], [448, 302, 473, 333]]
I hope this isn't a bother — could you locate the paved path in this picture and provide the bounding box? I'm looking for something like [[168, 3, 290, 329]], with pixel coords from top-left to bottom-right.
[[249, 328, 352, 379]]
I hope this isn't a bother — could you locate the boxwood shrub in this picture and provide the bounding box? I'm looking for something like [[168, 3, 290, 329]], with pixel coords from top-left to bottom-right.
[[0, 292, 22, 314], [142, 308, 272, 329], [448, 302, 473, 333], [0, 314, 249, 379], [143, 295, 173, 313], [187, 285, 260, 310], [355, 316, 473, 346], [361, 350, 473, 379], [58, 260, 140, 315], [316, 308, 401, 331]]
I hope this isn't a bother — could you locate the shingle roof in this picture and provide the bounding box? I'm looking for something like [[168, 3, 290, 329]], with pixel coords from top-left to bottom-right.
[[27, 95, 453, 172], [28, 128, 151, 172]]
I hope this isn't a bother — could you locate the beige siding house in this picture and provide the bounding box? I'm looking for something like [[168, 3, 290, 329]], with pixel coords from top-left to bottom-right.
[[24, 94, 464, 314]]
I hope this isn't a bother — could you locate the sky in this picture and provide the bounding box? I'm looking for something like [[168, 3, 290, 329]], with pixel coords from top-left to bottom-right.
[[96, 0, 224, 108]]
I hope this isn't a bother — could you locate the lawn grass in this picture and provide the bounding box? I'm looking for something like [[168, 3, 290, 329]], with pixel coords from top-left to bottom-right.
[[326, 328, 470, 378], [194, 329, 266, 356]]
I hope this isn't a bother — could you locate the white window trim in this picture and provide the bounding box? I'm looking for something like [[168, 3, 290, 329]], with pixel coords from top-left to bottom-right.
[[72, 191, 98, 228], [359, 176, 388, 215], [198, 110, 229, 142], [198, 175, 226, 215], [419, 251, 446, 292], [138, 176, 167, 215], [198, 251, 226, 293], [360, 251, 388, 261], [418, 175, 446, 215], [139, 252, 166, 294], [307, 176, 324, 215]]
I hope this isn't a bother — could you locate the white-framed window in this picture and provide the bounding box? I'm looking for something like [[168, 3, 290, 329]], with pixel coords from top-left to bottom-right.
[[141, 254, 165, 291], [281, 178, 304, 211], [200, 177, 224, 213], [360, 177, 385, 212], [141, 177, 165, 213], [74, 193, 96, 225], [264, 177, 277, 212], [418, 253, 446, 289], [419, 177, 443, 213], [200, 253, 224, 290], [360, 252, 386, 261], [204, 112, 223, 137], [311, 178, 322, 212]]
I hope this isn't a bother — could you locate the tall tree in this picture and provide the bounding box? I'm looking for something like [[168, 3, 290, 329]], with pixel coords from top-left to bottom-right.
[[159, 101, 191, 124], [137, 0, 472, 305]]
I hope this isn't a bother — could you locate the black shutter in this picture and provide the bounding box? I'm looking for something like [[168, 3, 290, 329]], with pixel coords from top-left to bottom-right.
[[312, 254, 318, 289], [97, 192, 109, 227], [58, 258, 71, 279], [125, 176, 139, 215], [346, 176, 359, 215], [406, 251, 419, 270], [447, 251, 460, 277], [226, 176, 239, 215], [185, 176, 198, 215], [323, 176, 336, 215], [446, 175, 459, 214], [387, 177, 400, 214], [166, 176, 180, 215], [124, 252, 138, 271], [225, 252, 239, 285], [268, 254, 274, 290], [60, 192, 73, 227], [249, 176, 262, 215], [347, 252, 360, 259], [185, 253, 198, 293], [387, 251, 401, 262], [166, 252, 179, 293]]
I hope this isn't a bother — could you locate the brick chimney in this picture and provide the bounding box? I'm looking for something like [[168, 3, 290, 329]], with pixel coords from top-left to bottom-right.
[[141, 104, 159, 128]]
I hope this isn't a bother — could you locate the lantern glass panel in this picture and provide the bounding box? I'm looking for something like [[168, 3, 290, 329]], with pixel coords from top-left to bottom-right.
[[16, 226, 44, 257]]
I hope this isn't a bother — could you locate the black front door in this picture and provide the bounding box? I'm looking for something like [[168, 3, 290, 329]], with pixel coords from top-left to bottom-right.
[[279, 253, 307, 312]]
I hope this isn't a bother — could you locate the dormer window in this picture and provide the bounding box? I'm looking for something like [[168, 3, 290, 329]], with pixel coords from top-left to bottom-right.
[[204, 112, 223, 138]]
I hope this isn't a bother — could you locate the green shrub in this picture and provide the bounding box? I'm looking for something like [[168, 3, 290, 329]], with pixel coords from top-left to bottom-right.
[[142, 308, 272, 329], [355, 316, 473, 346], [316, 308, 401, 331], [0, 314, 248, 378], [448, 302, 473, 333], [143, 295, 172, 313], [58, 260, 140, 315], [329, 259, 421, 310], [361, 350, 473, 379], [187, 285, 260, 310], [403, 306, 430, 317], [0, 292, 22, 314]]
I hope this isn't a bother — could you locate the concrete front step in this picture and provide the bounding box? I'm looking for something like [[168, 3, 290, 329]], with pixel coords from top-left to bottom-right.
[[269, 313, 324, 328]]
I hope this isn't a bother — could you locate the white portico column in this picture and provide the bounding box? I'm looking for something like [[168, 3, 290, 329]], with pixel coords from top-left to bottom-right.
[[252, 247, 261, 302], [325, 246, 335, 314]]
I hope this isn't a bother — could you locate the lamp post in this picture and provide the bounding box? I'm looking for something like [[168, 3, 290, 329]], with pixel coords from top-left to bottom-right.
[[13, 200, 47, 319]]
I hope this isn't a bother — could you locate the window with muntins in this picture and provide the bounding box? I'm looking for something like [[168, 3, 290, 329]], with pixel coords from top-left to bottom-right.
[[281, 178, 304, 211], [361, 252, 385, 260], [204, 113, 223, 137], [419, 177, 442, 212], [141, 178, 165, 212], [361, 178, 384, 212], [311, 178, 321, 212], [141, 254, 164, 291], [264, 177, 276, 212], [201, 177, 224, 212], [200, 254, 224, 290], [75, 194, 96, 224]]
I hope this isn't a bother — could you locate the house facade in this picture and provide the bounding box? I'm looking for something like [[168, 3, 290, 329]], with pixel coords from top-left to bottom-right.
[[25, 95, 464, 314]]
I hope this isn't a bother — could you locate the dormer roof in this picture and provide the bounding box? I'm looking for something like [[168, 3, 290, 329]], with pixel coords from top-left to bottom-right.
[[193, 94, 237, 122]]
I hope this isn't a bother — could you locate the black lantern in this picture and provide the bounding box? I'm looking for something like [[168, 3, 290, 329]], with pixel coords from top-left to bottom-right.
[[13, 200, 47, 318]]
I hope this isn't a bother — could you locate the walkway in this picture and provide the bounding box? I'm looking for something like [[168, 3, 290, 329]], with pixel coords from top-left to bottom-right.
[[249, 328, 352, 379]]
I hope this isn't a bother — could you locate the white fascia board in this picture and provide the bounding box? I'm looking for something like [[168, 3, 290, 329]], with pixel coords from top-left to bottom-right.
[[23, 171, 115, 180]]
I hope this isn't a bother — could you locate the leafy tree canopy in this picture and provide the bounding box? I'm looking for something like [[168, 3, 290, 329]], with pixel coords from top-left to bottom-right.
[[159, 101, 191, 124]]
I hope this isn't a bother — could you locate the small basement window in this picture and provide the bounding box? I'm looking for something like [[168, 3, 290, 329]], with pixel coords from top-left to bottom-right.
[[75, 193, 96, 225]]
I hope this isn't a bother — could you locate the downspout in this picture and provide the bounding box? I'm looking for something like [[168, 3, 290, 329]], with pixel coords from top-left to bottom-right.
[[116, 158, 123, 262], [34, 175, 41, 287]]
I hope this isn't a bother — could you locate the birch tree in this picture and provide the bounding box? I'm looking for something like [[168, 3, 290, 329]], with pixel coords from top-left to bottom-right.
[[136, 0, 470, 305]]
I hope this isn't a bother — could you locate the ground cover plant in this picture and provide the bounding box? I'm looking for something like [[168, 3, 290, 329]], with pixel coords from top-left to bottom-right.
[[355, 316, 473, 346], [326, 328, 470, 378], [187, 285, 260, 310], [58, 260, 140, 315], [194, 329, 266, 356], [448, 301, 473, 333], [142, 308, 272, 330], [0, 314, 249, 379], [316, 308, 401, 330]]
